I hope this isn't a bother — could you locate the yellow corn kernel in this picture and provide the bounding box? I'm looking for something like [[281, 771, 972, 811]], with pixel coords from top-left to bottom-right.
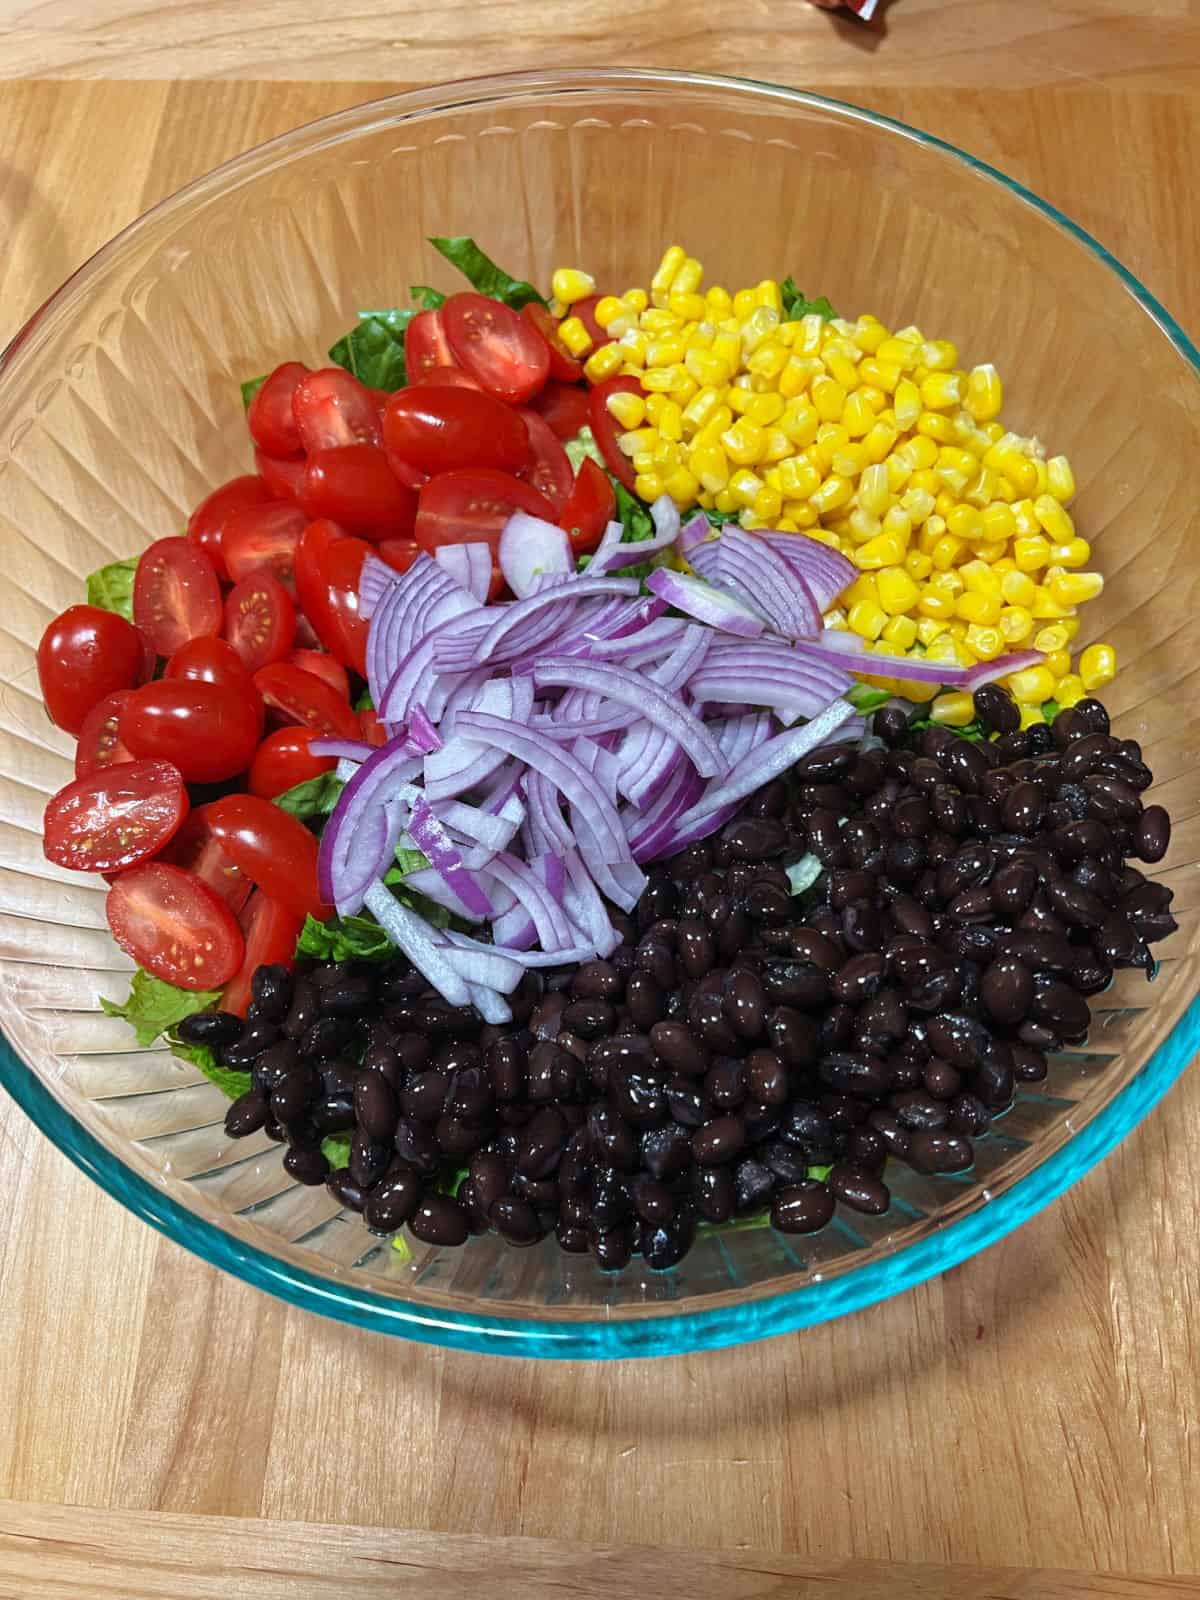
[[915, 411, 954, 445], [777, 456, 822, 499], [727, 386, 756, 418], [750, 279, 780, 313], [650, 245, 686, 299], [957, 590, 1002, 625], [762, 428, 792, 463], [854, 533, 908, 570], [1059, 616, 1082, 641], [848, 601, 888, 641], [662, 466, 700, 505], [905, 550, 934, 581], [840, 392, 875, 439], [811, 474, 855, 514], [1019, 705, 1047, 730], [1000, 570, 1037, 608], [926, 632, 967, 667], [593, 295, 625, 330], [880, 615, 917, 649], [618, 427, 658, 459], [906, 468, 938, 498], [558, 316, 594, 358], [681, 386, 723, 433], [885, 457, 913, 497], [965, 364, 1003, 422], [1056, 673, 1086, 709], [882, 504, 914, 541], [1009, 499, 1037, 537], [1049, 537, 1091, 570], [731, 287, 757, 322], [699, 285, 729, 318], [811, 376, 847, 423], [746, 347, 788, 386], [893, 379, 921, 431], [860, 358, 901, 393], [857, 465, 890, 520], [915, 617, 948, 646], [1013, 534, 1052, 573], [667, 290, 708, 323], [931, 691, 976, 728], [920, 372, 966, 411], [897, 436, 937, 475], [641, 366, 686, 393], [690, 445, 730, 495], [784, 502, 819, 532], [657, 401, 684, 443], [863, 422, 900, 465], [1033, 624, 1070, 656], [1008, 665, 1057, 704], [774, 355, 809, 399], [832, 442, 870, 479], [917, 585, 955, 620], [981, 503, 1017, 544], [1048, 571, 1104, 608], [779, 399, 820, 448], [712, 488, 739, 516], [728, 468, 765, 509], [1047, 456, 1076, 504], [648, 337, 690, 371], [1002, 602, 1038, 637], [944, 504, 983, 542], [1032, 494, 1074, 545], [601, 391, 642, 432], [824, 349, 861, 392], [1030, 585, 1072, 619], [642, 309, 682, 336], [720, 419, 768, 468], [551, 267, 595, 305], [933, 490, 959, 521], [930, 533, 965, 571], [845, 572, 881, 609], [744, 392, 785, 427], [899, 486, 935, 526], [635, 471, 665, 502], [649, 439, 680, 471], [847, 508, 881, 544], [877, 566, 921, 614], [751, 485, 782, 522], [1032, 457, 1049, 496], [964, 624, 1004, 661], [1043, 648, 1072, 678], [695, 406, 734, 449], [959, 559, 1000, 594], [810, 425, 849, 475], [645, 393, 670, 423], [877, 336, 921, 370]]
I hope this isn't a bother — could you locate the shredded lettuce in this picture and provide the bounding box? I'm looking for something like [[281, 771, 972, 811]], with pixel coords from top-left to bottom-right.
[[846, 683, 893, 714], [273, 771, 345, 824], [781, 279, 837, 322], [564, 425, 605, 474], [100, 969, 222, 1048], [327, 288, 446, 393], [240, 375, 266, 410], [85, 556, 138, 622], [295, 912, 395, 963]]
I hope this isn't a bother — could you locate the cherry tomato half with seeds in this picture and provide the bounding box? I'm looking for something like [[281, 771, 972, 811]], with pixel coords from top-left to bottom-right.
[[522, 303, 585, 383], [286, 648, 349, 700], [247, 362, 309, 459], [518, 407, 573, 517], [133, 537, 223, 659], [292, 520, 372, 675], [120, 681, 263, 784], [587, 374, 641, 493], [293, 368, 382, 453], [222, 501, 308, 586], [405, 308, 456, 384], [254, 448, 305, 505], [207, 793, 331, 922], [43, 758, 188, 874], [253, 661, 360, 740], [161, 803, 252, 915], [415, 366, 481, 393], [106, 862, 244, 990], [186, 474, 275, 581], [559, 456, 617, 556], [442, 293, 550, 406], [382, 385, 532, 479], [414, 468, 557, 558], [74, 689, 136, 778], [223, 570, 296, 674], [248, 726, 337, 800], [37, 604, 143, 735], [300, 444, 417, 537], [527, 379, 590, 441], [221, 891, 305, 1018]]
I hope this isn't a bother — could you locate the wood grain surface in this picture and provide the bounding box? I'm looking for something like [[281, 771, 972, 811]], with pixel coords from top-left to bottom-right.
[[1, 5, 1199, 1594]]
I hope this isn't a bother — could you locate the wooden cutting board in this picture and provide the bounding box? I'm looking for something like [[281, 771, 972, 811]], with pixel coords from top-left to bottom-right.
[[1, 5, 1199, 1593]]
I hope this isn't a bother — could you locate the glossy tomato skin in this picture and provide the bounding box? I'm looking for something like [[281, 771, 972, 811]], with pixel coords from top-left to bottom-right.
[[414, 468, 557, 557], [247, 363, 308, 458], [518, 407, 573, 517], [165, 635, 258, 695], [253, 661, 360, 740], [37, 604, 143, 735], [207, 794, 331, 921], [528, 380, 590, 441], [254, 448, 305, 504], [248, 726, 336, 799], [522, 303, 585, 383], [293, 368, 381, 453], [120, 681, 263, 784], [292, 520, 371, 675], [359, 707, 388, 747], [223, 570, 297, 674], [442, 293, 550, 405], [405, 309, 455, 384], [106, 862, 245, 990], [588, 375, 641, 493], [133, 537, 223, 658], [287, 649, 349, 699], [415, 367, 481, 393], [186, 474, 274, 581], [222, 501, 307, 585], [222, 891, 305, 1017], [161, 803, 252, 914], [382, 387, 531, 479], [376, 538, 420, 575], [74, 689, 137, 778], [43, 758, 188, 873], [300, 444, 417, 537], [559, 457, 617, 555]]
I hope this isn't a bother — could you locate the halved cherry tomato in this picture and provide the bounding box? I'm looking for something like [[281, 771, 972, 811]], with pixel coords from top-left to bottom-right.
[[588, 375, 641, 493], [43, 758, 188, 874], [254, 448, 305, 504], [528, 379, 590, 441], [359, 707, 388, 747], [405, 308, 456, 383], [253, 661, 360, 740], [287, 648, 349, 699], [522, 303, 585, 383], [376, 537, 420, 575], [292, 520, 372, 675], [37, 604, 143, 735], [222, 501, 308, 585], [120, 681, 263, 783], [559, 457, 617, 555], [414, 468, 557, 557], [133, 537, 223, 658], [161, 803, 252, 915], [224, 570, 296, 674], [74, 690, 136, 778], [222, 891, 305, 1018], [207, 794, 331, 922], [293, 368, 382, 453], [382, 386, 531, 479], [164, 635, 257, 695], [300, 444, 417, 537], [442, 293, 550, 406], [518, 407, 573, 517], [186, 474, 275, 581], [573, 294, 614, 350], [107, 862, 244, 990], [248, 726, 337, 799], [135, 627, 157, 684], [416, 367, 481, 393], [248, 363, 309, 459]]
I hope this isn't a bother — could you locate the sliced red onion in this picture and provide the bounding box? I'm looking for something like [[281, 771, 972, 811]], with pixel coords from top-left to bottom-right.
[[363, 881, 470, 1006], [438, 934, 526, 995], [645, 568, 766, 637], [587, 495, 681, 576], [379, 609, 485, 724], [623, 761, 705, 861], [715, 530, 821, 639], [525, 769, 573, 858], [463, 983, 512, 1024], [791, 636, 1042, 688], [532, 851, 567, 906], [434, 798, 523, 854], [405, 794, 494, 920], [309, 737, 375, 761], [689, 646, 853, 721], [561, 849, 620, 958], [486, 850, 577, 951], [317, 742, 421, 911], [406, 704, 443, 754], [435, 541, 493, 602], [574, 737, 621, 808], [963, 652, 1045, 691], [533, 658, 727, 778], [365, 556, 444, 706], [472, 577, 639, 665], [359, 553, 398, 619], [760, 532, 856, 613], [714, 711, 775, 766], [402, 868, 489, 924], [678, 512, 711, 558], [498, 513, 573, 599]]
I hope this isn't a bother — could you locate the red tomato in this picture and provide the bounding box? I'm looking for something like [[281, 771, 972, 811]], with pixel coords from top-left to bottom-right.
[[293, 368, 382, 453], [107, 863, 244, 990], [300, 444, 417, 537], [588, 375, 641, 492], [165, 635, 257, 695], [573, 294, 614, 349], [43, 758, 188, 874], [518, 407, 573, 517], [405, 308, 456, 383], [120, 681, 263, 784], [382, 386, 532, 479], [287, 648, 349, 699], [37, 604, 143, 735], [253, 661, 360, 740], [416, 367, 481, 393], [223, 570, 297, 674], [222, 892, 305, 1018], [248, 363, 309, 459], [133, 537, 222, 658], [186, 474, 274, 581], [248, 726, 337, 799], [74, 690, 136, 778], [522, 303, 585, 383], [292, 520, 371, 674], [161, 803, 252, 915], [359, 707, 388, 747], [222, 501, 308, 585], [135, 627, 157, 684], [207, 794, 331, 921], [442, 293, 550, 406], [414, 469, 557, 557], [559, 457, 617, 555], [528, 380, 590, 441], [255, 448, 305, 504], [376, 537, 420, 575]]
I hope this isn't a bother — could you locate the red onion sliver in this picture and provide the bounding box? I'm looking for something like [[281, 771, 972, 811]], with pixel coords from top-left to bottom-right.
[[362, 882, 471, 1006], [435, 541, 493, 602], [533, 658, 727, 778], [645, 568, 766, 637], [499, 512, 573, 598]]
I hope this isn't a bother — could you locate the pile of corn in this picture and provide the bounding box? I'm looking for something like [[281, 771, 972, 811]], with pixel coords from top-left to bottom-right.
[[549, 251, 1115, 725]]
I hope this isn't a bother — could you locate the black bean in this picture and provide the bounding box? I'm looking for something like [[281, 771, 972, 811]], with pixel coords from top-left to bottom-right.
[[980, 958, 1034, 1026], [631, 1174, 676, 1224], [410, 1194, 468, 1247], [767, 1008, 819, 1069], [691, 1114, 746, 1166], [220, 1020, 280, 1067], [866, 1107, 910, 1157], [588, 1224, 634, 1272], [224, 1089, 268, 1138], [1046, 877, 1108, 930], [253, 1039, 298, 1095], [724, 816, 788, 860], [517, 1107, 567, 1178], [687, 990, 740, 1052], [648, 1020, 708, 1077], [761, 961, 830, 1010], [1010, 1042, 1048, 1083], [771, 1180, 835, 1234], [179, 1009, 245, 1048], [364, 1168, 421, 1232], [269, 1064, 321, 1125], [326, 1170, 367, 1212], [948, 1094, 991, 1136], [1031, 978, 1091, 1038], [905, 1131, 973, 1174], [489, 1196, 543, 1246], [722, 967, 767, 1039], [891, 1090, 949, 1132], [828, 1164, 889, 1214], [300, 1016, 352, 1060], [974, 682, 1019, 734], [923, 1059, 962, 1101], [817, 1051, 891, 1098], [588, 1105, 638, 1170], [1134, 806, 1170, 863], [393, 1118, 439, 1177], [832, 953, 885, 1004], [733, 1158, 776, 1213]]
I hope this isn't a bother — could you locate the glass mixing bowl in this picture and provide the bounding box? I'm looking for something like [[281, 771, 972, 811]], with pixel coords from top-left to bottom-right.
[[1, 69, 1197, 1359]]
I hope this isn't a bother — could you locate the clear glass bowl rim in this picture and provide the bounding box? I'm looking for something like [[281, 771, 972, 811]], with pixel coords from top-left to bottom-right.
[[2, 66, 1198, 1360]]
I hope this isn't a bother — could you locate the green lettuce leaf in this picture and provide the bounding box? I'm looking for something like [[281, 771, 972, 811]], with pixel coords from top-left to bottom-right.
[[272, 771, 345, 824], [702, 509, 740, 530], [171, 1040, 251, 1100], [781, 278, 837, 322], [429, 236, 546, 310], [354, 687, 375, 712], [564, 425, 605, 474], [240, 375, 266, 410], [391, 846, 431, 878], [100, 969, 222, 1049], [295, 912, 395, 963], [327, 288, 448, 391], [86, 556, 138, 622], [846, 683, 893, 713], [321, 1133, 352, 1170]]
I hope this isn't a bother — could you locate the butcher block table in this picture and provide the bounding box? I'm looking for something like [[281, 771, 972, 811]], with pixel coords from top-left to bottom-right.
[[2, 4, 1200, 1595]]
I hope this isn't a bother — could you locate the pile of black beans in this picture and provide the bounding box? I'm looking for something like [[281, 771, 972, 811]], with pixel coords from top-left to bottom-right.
[[182, 689, 1177, 1271]]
